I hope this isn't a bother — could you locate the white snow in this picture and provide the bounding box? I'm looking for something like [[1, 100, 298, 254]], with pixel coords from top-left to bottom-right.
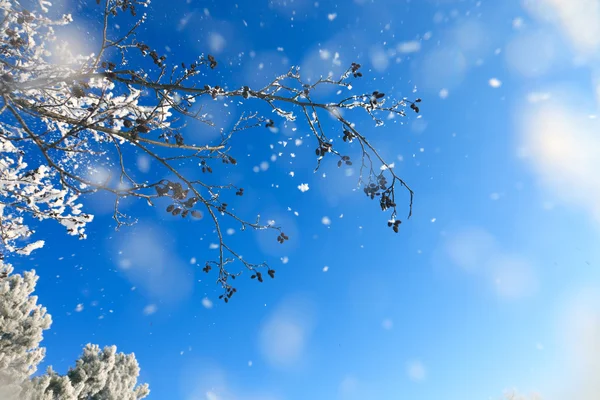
[[488, 78, 502, 88], [297, 183, 309, 192], [201, 298, 213, 309], [397, 40, 421, 53], [208, 32, 226, 53], [143, 304, 157, 316]]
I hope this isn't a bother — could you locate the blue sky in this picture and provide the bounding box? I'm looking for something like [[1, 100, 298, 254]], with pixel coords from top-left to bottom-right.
[[14, 0, 600, 399]]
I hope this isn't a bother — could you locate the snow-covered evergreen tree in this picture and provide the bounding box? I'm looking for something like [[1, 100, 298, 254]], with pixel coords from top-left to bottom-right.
[[0, 260, 149, 400]]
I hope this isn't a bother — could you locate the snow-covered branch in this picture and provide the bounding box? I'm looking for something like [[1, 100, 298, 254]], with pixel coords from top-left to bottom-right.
[[0, 0, 419, 300]]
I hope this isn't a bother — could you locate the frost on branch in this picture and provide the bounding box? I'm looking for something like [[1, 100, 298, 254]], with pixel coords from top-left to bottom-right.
[[0, 137, 93, 255], [0, 0, 420, 300], [0, 260, 149, 400]]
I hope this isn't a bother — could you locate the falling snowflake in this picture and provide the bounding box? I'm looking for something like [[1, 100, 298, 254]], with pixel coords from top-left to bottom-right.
[[488, 78, 502, 88], [406, 360, 427, 382], [512, 17, 524, 29], [143, 304, 157, 315], [396, 40, 421, 53], [297, 183, 309, 192], [382, 318, 393, 330], [208, 32, 226, 53], [319, 49, 331, 60], [201, 298, 213, 309]]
